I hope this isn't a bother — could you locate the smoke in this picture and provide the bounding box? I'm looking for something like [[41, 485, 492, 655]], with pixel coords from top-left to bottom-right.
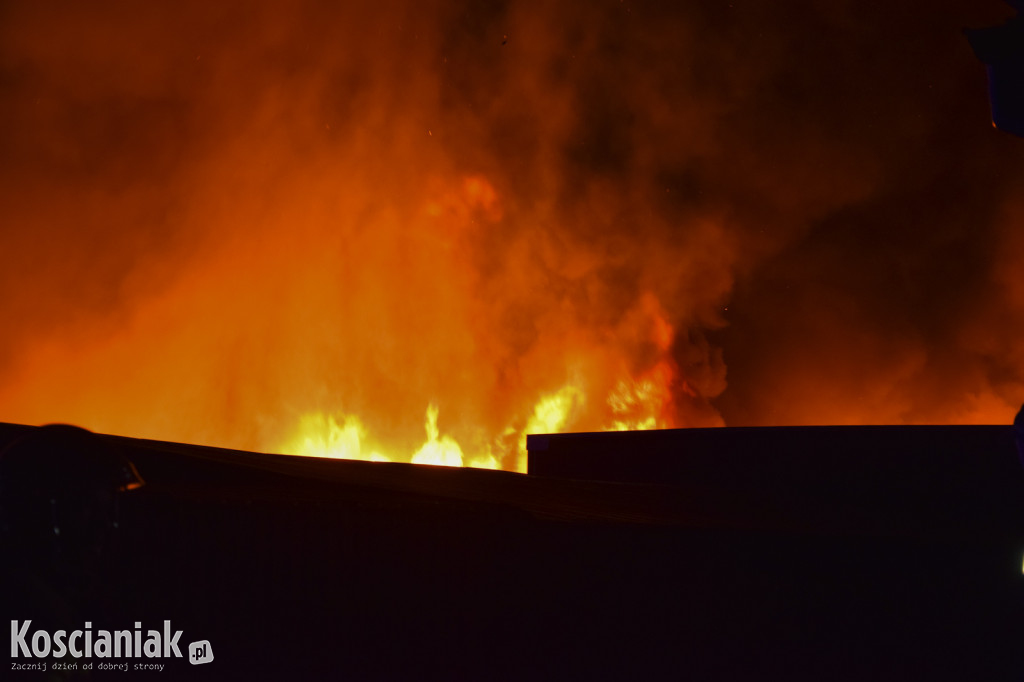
[[1, 0, 1022, 465], [707, 0, 1024, 425]]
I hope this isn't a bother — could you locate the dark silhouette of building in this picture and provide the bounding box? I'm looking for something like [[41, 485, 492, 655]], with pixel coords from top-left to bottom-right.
[[1, 420, 1022, 681], [967, 2, 1024, 136]]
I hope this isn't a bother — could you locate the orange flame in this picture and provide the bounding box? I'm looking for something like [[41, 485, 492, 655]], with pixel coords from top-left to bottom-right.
[[3, 2, 1019, 465]]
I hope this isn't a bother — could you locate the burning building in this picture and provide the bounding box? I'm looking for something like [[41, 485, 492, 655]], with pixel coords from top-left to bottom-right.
[[1, 1, 1023, 463], [2, 420, 1023, 679], [2, 0, 1024, 678]]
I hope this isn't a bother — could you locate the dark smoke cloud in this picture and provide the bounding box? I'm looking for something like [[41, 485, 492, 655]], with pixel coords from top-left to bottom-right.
[[704, 0, 1024, 424], [0, 0, 1022, 462]]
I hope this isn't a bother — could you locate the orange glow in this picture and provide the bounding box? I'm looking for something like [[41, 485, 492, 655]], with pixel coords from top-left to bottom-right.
[[1, 2, 1022, 467], [0, 157, 703, 469], [280, 413, 391, 463]]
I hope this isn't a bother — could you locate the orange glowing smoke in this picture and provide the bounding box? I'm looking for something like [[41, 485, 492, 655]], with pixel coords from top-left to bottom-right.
[[0, 165, 697, 470], [1, 1, 1023, 466], [271, 174, 695, 471]]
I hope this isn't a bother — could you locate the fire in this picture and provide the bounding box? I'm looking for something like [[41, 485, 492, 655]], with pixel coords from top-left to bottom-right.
[[3, 1, 1020, 465], [278, 274, 682, 471], [279, 403, 501, 469], [518, 383, 585, 471], [606, 361, 676, 432], [274, 240, 684, 472], [280, 354, 662, 471], [410, 404, 465, 468], [280, 353, 669, 471], [279, 413, 390, 463]]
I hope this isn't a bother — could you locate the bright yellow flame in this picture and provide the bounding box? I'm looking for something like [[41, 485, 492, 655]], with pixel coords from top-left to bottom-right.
[[604, 360, 675, 431], [280, 403, 501, 470], [608, 416, 658, 432], [276, 285, 680, 472], [515, 384, 585, 472], [411, 404, 464, 467], [280, 371, 672, 472], [527, 385, 585, 434], [279, 413, 390, 462]]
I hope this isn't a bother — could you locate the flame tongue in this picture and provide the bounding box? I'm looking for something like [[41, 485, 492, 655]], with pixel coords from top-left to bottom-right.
[[279, 224, 687, 471], [410, 404, 468, 468], [0, 3, 739, 464], [1, 1, 1020, 452]]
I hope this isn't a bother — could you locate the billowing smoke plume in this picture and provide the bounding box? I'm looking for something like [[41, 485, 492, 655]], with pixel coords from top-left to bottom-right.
[[1, 0, 1022, 468]]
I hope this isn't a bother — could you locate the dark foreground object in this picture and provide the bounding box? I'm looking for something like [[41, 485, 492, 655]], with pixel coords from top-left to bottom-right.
[[967, 5, 1024, 137], [2, 423, 1023, 681]]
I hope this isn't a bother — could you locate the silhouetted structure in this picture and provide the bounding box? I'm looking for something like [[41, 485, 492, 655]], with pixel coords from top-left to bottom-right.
[[527, 424, 1024, 540], [1016, 402, 1024, 465], [1, 421, 1022, 681], [967, 2, 1024, 136], [0, 425, 145, 680]]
